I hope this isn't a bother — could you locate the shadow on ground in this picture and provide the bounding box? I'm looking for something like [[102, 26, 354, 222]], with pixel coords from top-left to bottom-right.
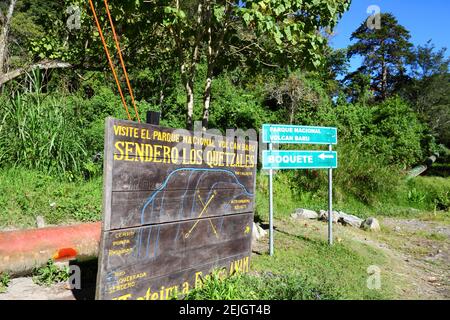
[[70, 259, 98, 300]]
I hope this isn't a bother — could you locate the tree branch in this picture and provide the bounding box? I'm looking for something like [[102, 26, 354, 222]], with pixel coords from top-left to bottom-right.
[[0, 60, 71, 87]]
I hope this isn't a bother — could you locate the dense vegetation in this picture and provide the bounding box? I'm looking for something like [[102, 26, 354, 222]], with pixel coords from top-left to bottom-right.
[[0, 1, 449, 229], [0, 0, 449, 301]]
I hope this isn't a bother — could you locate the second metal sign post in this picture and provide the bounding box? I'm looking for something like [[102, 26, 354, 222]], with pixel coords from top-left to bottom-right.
[[262, 124, 338, 255]]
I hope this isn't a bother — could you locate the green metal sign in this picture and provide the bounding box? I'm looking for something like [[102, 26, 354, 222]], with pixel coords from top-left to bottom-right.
[[262, 123, 339, 251], [262, 150, 337, 170], [262, 124, 337, 145]]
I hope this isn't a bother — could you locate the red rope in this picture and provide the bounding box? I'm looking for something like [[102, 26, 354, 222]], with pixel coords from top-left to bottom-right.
[[88, 0, 131, 121], [104, 0, 141, 123]]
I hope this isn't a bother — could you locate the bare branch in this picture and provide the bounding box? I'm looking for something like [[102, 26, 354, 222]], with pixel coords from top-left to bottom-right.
[[0, 60, 71, 87]]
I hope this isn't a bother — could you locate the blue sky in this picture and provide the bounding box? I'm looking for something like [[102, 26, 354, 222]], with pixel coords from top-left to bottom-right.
[[330, 0, 450, 71]]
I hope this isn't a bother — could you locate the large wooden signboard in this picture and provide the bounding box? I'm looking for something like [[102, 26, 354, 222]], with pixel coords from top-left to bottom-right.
[[96, 118, 258, 300]]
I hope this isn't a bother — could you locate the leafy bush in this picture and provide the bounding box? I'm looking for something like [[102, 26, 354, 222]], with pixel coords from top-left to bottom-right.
[[335, 97, 426, 168], [333, 143, 402, 206], [256, 172, 301, 221], [0, 92, 87, 179], [0, 272, 10, 293], [366, 97, 425, 168], [208, 76, 268, 132], [32, 259, 70, 286], [406, 177, 450, 211]]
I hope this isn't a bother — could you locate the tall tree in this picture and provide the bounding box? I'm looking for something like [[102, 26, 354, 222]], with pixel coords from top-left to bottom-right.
[[267, 73, 319, 124], [347, 13, 413, 100], [412, 40, 450, 79], [399, 42, 450, 146], [162, 0, 351, 129]]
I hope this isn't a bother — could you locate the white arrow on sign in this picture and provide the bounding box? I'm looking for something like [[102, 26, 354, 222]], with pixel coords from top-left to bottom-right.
[[319, 153, 334, 160]]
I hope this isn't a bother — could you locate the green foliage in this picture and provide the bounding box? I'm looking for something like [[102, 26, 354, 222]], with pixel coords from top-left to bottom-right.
[[0, 272, 11, 293], [32, 259, 70, 286], [256, 172, 300, 221], [184, 270, 255, 300], [208, 76, 268, 131], [0, 82, 152, 179], [239, 0, 351, 69], [347, 13, 414, 99], [0, 92, 87, 179], [333, 144, 402, 205], [184, 271, 343, 300], [240, 273, 342, 300], [0, 167, 102, 228], [336, 97, 425, 167], [367, 98, 424, 167], [406, 177, 450, 211]]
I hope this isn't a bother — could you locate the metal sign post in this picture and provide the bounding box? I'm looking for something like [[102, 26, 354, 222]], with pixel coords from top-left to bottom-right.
[[262, 124, 338, 254], [262, 150, 337, 170], [268, 142, 274, 256], [328, 144, 333, 245]]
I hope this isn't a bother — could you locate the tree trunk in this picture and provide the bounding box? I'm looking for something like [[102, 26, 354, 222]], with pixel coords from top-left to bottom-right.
[[182, 62, 195, 130], [202, 6, 213, 131], [185, 77, 195, 130], [380, 41, 388, 100], [289, 99, 295, 124], [0, 0, 17, 74], [202, 64, 213, 130], [381, 63, 388, 99], [201, 0, 232, 130], [182, 1, 203, 130]]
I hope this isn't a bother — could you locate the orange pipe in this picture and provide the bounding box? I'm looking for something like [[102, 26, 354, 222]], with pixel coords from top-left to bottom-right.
[[0, 222, 101, 274]]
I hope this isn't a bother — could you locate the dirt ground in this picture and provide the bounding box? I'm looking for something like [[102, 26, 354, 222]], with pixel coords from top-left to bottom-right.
[[0, 215, 448, 300], [377, 217, 449, 299]]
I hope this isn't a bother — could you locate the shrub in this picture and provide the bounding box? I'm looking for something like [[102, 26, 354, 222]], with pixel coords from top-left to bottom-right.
[[208, 76, 268, 132], [335, 97, 426, 168], [0, 272, 10, 293], [0, 92, 87, 179], [406, 177, 450, 211], [32, 259, 70, 286]]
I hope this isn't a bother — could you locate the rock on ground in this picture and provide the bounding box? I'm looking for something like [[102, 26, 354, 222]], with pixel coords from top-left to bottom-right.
[[338, 212, 364, 228], [319, 210, 340, 223], [361, 217, 381, 232], [252, 222, 267, 242], [291, 208, 319, 220], [36, 216, 46, 228]]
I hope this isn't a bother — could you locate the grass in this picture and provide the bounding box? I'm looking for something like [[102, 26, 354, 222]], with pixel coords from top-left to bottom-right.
[[418, 231, 447, 241], [0, 93, 89, 179], [184, 218, 397, 300], [256, 171, 450, 222], [251, 220, 395, 299], [0, 167, 102, 228], [0, 166, 446, 299], [185, 271, 345, 300], [0, 167, 447, 229]]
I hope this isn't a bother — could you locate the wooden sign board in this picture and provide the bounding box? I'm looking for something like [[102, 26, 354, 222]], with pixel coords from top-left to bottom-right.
[[96, 118, 258, 300]]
